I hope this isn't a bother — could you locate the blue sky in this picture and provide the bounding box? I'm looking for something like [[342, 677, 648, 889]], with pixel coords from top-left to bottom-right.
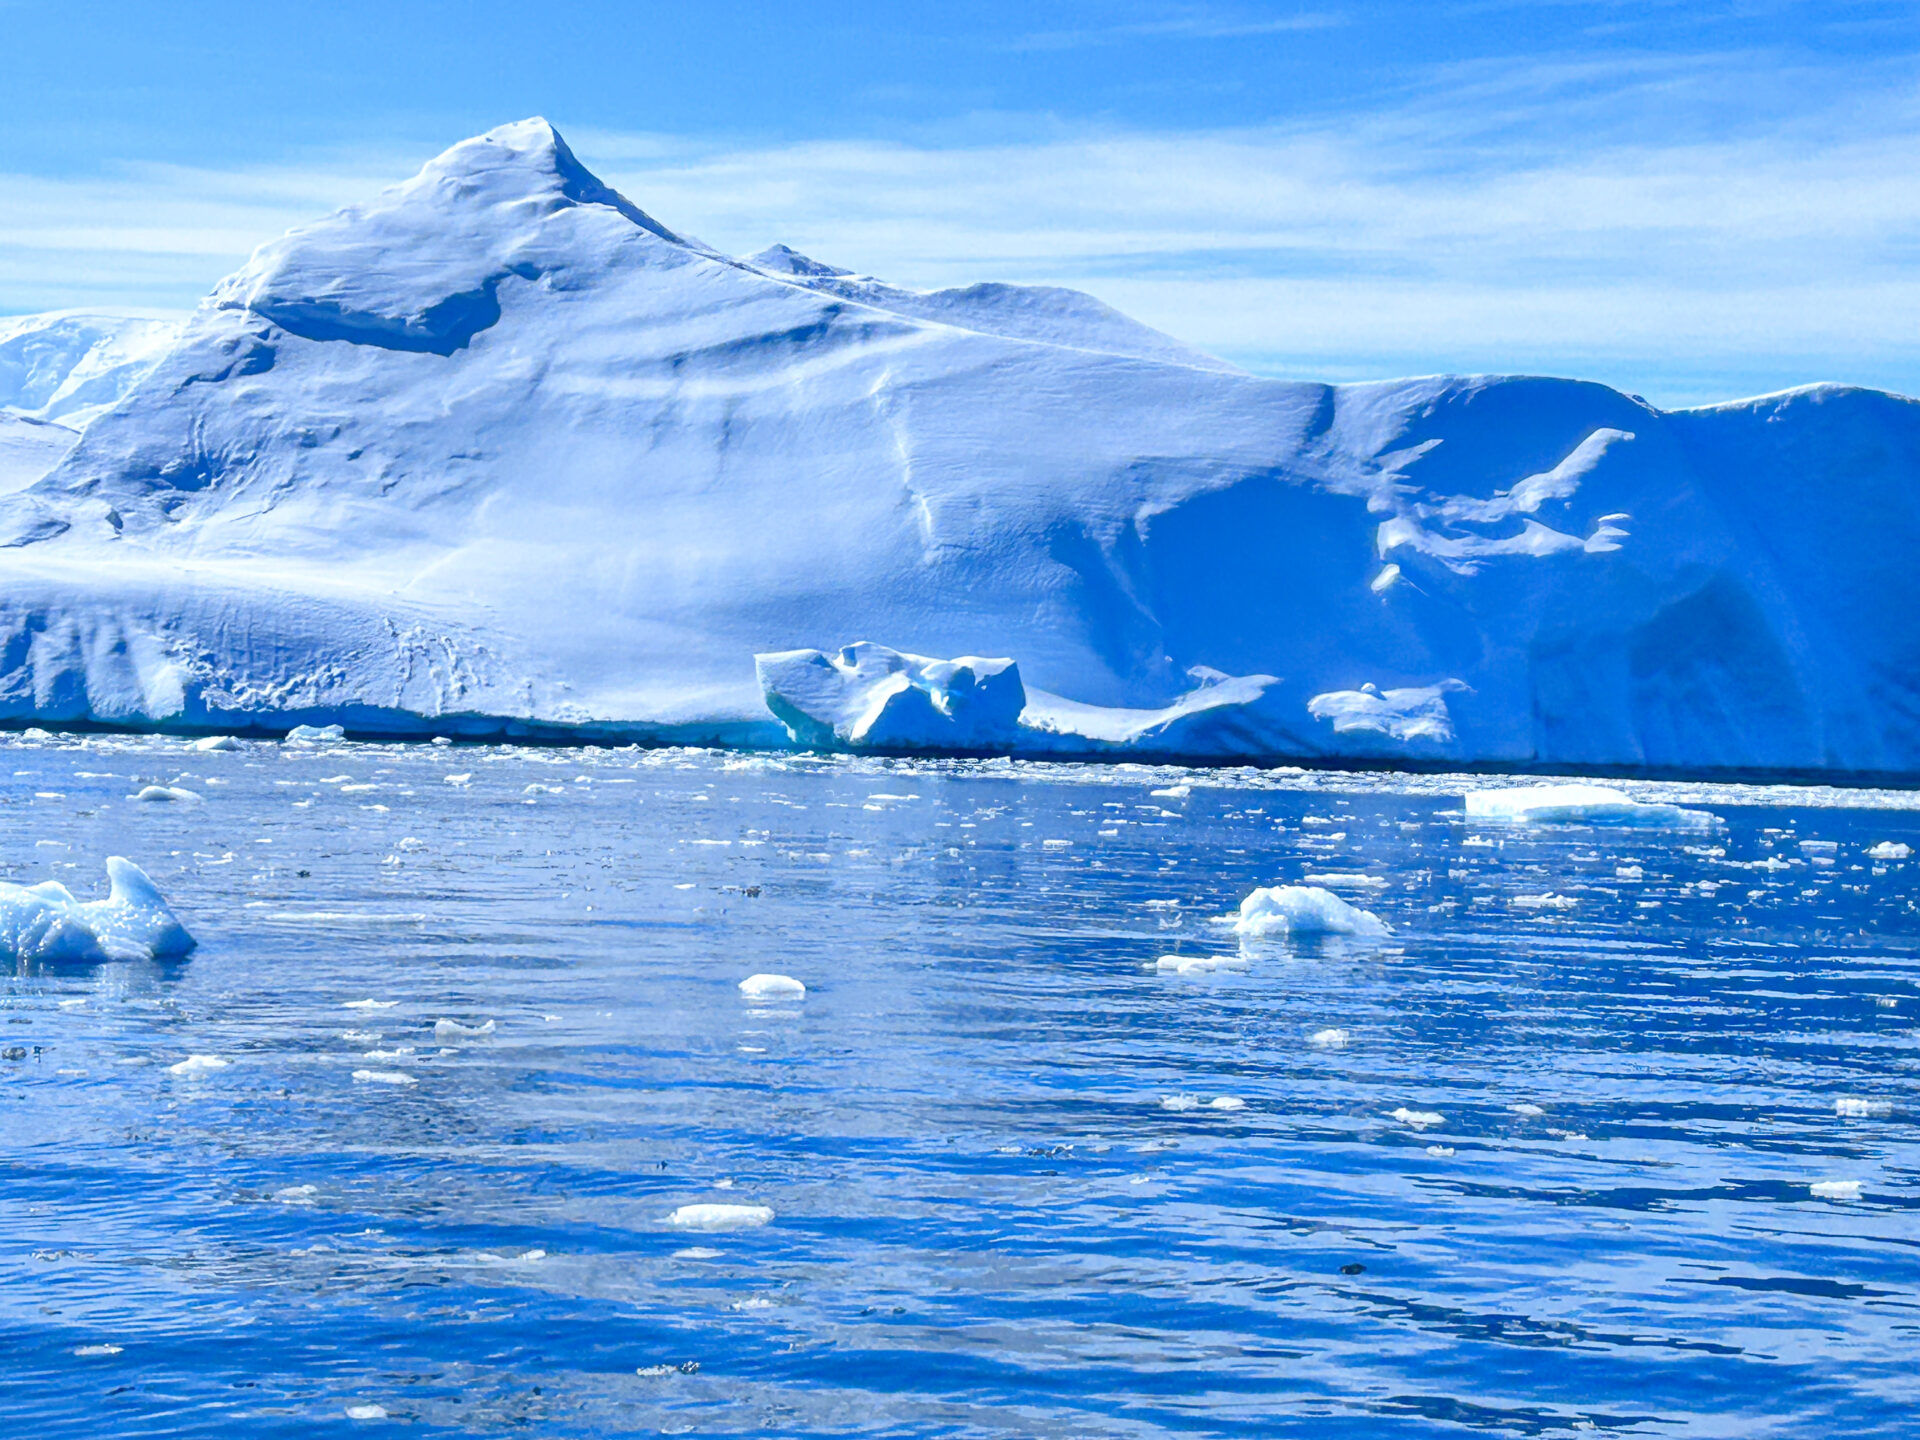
[[3, 0, 1917, 405]]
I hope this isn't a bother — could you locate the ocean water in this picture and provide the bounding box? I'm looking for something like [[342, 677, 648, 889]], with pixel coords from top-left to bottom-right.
[[3, 735, 1918, 1438]]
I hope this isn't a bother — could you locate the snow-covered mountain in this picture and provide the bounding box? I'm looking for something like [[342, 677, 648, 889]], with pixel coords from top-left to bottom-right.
[[2, 118, 1916, 777], [0, 309, 184, 429]]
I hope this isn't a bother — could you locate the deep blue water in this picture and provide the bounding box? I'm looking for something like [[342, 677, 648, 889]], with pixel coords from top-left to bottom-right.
[[3, 736, 1918, 1438]]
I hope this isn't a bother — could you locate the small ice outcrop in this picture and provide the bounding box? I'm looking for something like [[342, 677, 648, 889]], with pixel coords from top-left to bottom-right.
[[345, 1404, 389, 1421], [168, 1054, 228, 1077], [1152, 953, 1239, 975], [666, 1203, 774, 1230], [1464, 783, 1715, 829], [1810, 1179, 1863, 1201], [285, 723, 346, 744], [1868, 841, 1911, 860], [352, 1068, 417, 1086], [1836, 1097, 1893, 1118], [1219, 885, 1391, 939], [739, 974, 806, 999], [130, 785, 200, 804], [1509, 1102, 1545, 1117], [192, 735, 239, 752], [756, 642, 1026, 751], [1308, 1027, 1349, 1048], [433, 1018, 496, 1039], [1388, 1107, 1444, 1129], [0, 857, 195, 964]]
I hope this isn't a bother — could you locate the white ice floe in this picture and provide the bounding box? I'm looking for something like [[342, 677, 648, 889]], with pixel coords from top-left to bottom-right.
[[432, 1018, 496, 1039], [0, 856, 195, 964], [343, 999, 399, 1010], [192, 735, 239, 752], [1810, 1179, 1863, 1200], [167, 1054, 228, 1077], [352, 1068, 417, 1086], [129, 784, 200, 804], [1152, 953, 1238, 975], [273, 1184, 318, 1204], [1389, 1107, 1444, 1129], [1308, 1027, 1350, 1048], [1300, 872, 1388, 890], [1426, 1145, 1456, 1157], [1510, 893, 1578, 911], [738, 974, 806, 999], [286, 724, 345, 744], [1220, 885, 1390, 939], [1868, 841, 1912, 860], [344, 1405, 388, 1420], [1835, 1098, 1894, 1118], [1161, 1095, 1201, 1111], [1464, 784, 1715, 829], [1209, 1095, 1246, 1110], [1509, 1102, 1545, 1117], [1151, 785, 1191, 799], [666, 1203, 774, 1231]]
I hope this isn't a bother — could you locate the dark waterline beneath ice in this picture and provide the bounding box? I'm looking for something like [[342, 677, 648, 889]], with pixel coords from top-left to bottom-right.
[[3, 737, 1918, 1437]]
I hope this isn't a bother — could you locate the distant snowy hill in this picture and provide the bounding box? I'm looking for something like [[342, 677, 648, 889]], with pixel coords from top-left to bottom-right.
[[2, 118, 1916, 777], [0, 310, 184, 429]]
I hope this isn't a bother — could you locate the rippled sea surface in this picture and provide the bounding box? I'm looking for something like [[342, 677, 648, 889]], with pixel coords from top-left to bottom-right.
[[4, 735, 1920, 1438]]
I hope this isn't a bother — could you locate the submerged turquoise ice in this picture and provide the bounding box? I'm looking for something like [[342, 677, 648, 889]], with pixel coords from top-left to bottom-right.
[[3, 734, 1918, 1437]]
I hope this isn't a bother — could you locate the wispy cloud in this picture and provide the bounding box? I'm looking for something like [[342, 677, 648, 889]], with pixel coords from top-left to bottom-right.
[[1009, 5, 1346, 51]]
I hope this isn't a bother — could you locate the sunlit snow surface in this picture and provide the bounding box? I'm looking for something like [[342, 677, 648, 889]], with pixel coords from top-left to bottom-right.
[[4, 733, 1919, 1437]]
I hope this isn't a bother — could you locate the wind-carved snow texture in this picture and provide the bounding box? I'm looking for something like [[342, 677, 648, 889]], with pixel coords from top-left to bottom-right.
[[0, 856, 195, 964], [0, 117, 1916, 775]]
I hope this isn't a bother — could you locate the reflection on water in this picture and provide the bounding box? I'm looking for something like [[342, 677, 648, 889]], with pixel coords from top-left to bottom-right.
[[2, 737, 1918, 1436]]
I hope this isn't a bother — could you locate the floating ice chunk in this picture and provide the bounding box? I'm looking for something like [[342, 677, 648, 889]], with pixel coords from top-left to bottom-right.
[[1836, 1097, 1894, 1118], [1151, 785, 1191, 799], [1388, 1107, 1444, 1129], [130, 784, 200, 804], [1810, 1179, 1862, 1200], [1301, 872, 1388, 890], [286, 724, 345, 744], [21, 726, 53, 740], [433, 1018, 495, 1038], [757, 642, 1026, 751], [1152, 953, 1236, 975], [666, 1203, 774, 1231], [1799, 839, 1838, 857], [345, 1404, 388, 1420], [1868, 841, 1911, 860], [1464, 784, 1715, 829], [738, 974, 805, 999], [1615, 864, 1644, 880], [1209, 1095, 1246, 1110], [1308, 1027, 1349, 1048], [1509, 1102, 1545, 1117], [273, 1184, 318, 1204], [673, 1247, 722, 1260], [73, 1344, 123, 1357], [168, 1054, 228, 1077], [1510, 893, 1577, 911], [0, 856, 195, 964], [1161, 1095, 1201, 1111], [352, 1068, 417, 1086], [192, 735, 239, 752], [1426, 1145, 1456, 1157], [1222, 885, 1390, 939]]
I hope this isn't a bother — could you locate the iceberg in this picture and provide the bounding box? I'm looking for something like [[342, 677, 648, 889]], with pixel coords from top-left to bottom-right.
[[0, 118, 1913, 776], [0, 856, 195, 964], [1219, 885, 1391, 939], [1464, 783, 1717, 829]]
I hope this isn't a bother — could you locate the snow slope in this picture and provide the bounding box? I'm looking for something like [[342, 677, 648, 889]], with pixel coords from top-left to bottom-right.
[[2, 118, 1916, 776]]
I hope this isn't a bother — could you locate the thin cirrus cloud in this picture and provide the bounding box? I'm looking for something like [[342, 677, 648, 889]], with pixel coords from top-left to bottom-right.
[[1, 64, 1915, 408]]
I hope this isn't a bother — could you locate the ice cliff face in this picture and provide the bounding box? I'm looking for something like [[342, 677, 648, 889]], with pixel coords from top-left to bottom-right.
[[1, 117, 1916, 776]]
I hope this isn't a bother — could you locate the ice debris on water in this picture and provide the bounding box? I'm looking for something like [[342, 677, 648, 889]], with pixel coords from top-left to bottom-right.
[[666, 1203, 774, 1231], [352, 1069, 417, 1086], [1426, 1145, 1456, 1157], [1836, 1097, 1894, 1118], [344, 1404, 388, 1420], [1308, 1027, 1349, 1048], [432, 1018, 495, 1039], [1153, 953, 1238, 975], [738, 974, 805, 999], [130, 784, 200, 804], [1389, 1107, 1445, 1129], [1868, 841, 1911, 860], [192, 735, 239, 752], [1219, 885, 1390, 939], [0, 857, 195, 964], [1810, 1180, 1863, 1200], [1509, 1103, 1545, 1117], [168, 1054, 228, 1077], [286, 724, 346, 744], [1464, 783, 1716, 829]]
